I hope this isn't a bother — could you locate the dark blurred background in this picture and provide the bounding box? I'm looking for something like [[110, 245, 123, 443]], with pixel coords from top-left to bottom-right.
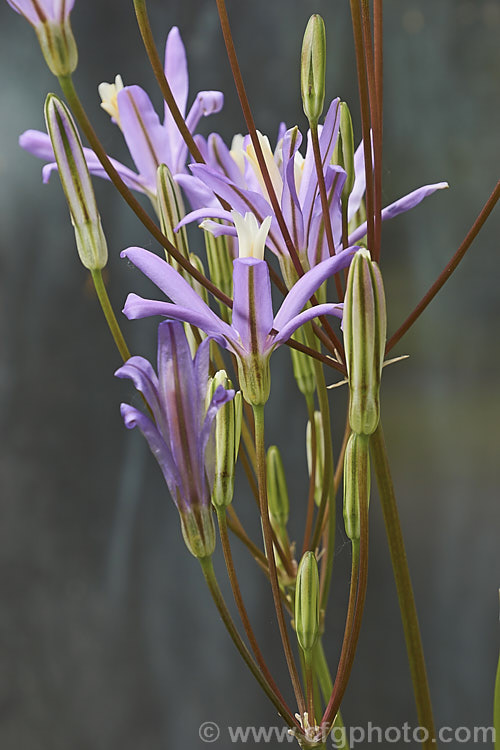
[[0, 1, 499, 748]]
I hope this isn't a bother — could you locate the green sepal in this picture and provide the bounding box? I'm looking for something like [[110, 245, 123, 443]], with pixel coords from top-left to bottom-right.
[[36, 20, 77, 76], [343, 432, 370, 541], [208, 371, 242, 508], [295, 551, 320, 653], [179, 504, 216, 559]]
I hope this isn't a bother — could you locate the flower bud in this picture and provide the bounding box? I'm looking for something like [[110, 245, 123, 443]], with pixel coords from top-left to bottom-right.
[[290, 326, 316, 397], [179, 505, 216, 559], [343, 433, 370, 541], [157, 164, 190, 263], [301, 15, 326, 125], [45, 94, 107, 270], [343, 249, 387, 435], [306, 411, 325, 507], [6, 0, 78, 75], [204, 223, 234, 323], [295, 551, 320, 653], [208, 371, 242, 508], [339, 102, 355, 201], [267, 445, 289, 528]]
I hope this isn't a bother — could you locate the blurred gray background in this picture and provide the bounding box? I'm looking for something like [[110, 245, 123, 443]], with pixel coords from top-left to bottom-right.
[[0, 0, 499, 748]]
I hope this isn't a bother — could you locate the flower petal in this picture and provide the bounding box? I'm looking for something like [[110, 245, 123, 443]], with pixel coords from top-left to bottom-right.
[[118, 85, 170, 189], [231, 258, 273, 354], [273, 247, 355, 330], [348, 182, 449, 244], [273, 302, 344, 345]]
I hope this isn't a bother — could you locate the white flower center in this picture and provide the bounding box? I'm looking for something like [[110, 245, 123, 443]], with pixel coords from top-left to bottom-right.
[[231, 211, 272, 261], [98, 75, 124, 129]]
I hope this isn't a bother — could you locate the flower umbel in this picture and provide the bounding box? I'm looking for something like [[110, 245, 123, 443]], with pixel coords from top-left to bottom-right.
[[115, 321, 234, 558]]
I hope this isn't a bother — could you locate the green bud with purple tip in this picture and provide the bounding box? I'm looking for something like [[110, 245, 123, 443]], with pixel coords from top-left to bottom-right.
[[45, 94, 107, 270], [343, 249, 387, 435], [295, 551, 320, 653], [301, 14, 326, 126]]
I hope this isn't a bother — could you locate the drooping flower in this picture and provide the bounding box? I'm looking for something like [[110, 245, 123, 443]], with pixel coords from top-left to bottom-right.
[[115, 320, 234, 558], [19, 26, 223, 200], [6, 0, 77, 75], [121, 212, 356, 404]]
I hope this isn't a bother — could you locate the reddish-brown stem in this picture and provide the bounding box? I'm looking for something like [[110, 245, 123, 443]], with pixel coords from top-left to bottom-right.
[[361, 0, 383, 262], [349, 0, 375, 254], [387, 180, 500, 352], [217, 510, 298, 728]]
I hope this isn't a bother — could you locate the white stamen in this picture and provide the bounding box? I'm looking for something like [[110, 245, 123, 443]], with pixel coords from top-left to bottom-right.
[[98, 75, 124, 129], [232, 211, 272, 261]]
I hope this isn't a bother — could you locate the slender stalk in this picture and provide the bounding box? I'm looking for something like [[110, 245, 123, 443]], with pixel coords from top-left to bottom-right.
[[199, 556, 298, 728], [57, 75, 232, 307], [253, 404, 306, 715], [387, 180, 500, 352], [360, 0, 383, 262], [370, 424, 437, 748], [226, 507, 268, 568], [373, 0, 384, 262], [348, 0, 375, 254], [302, 395, 318, 556], [216, 509, 296, 725], [314, 642, 350, 750], [319, 415, 351, 612], [132, 0, 204, 164], [90, 269, 130, 362]]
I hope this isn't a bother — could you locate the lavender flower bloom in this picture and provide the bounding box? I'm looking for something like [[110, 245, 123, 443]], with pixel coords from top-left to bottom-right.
[[115, 321, 234, 558], [6, 0, 77, 75], [19, 27, 223, 199], [121, 212, 356, 404], [175, 104, 447, 279]]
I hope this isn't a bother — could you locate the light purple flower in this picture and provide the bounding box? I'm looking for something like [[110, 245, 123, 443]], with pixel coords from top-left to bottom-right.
[[5, 0, 74, 26], [115, 320, 234, 558], [175, 105, 448, 275], [19, 27, 223, 198], [120, 231, 356, 403]]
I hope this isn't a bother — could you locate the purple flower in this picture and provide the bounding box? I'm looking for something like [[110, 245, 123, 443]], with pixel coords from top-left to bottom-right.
[[5, 0, 74, 26], [115, 320, 234, 558], [175, 105, 448, 277], [19, 27, 223, 198], [6, 0, 77, 75], [120, 213, 356, 404]]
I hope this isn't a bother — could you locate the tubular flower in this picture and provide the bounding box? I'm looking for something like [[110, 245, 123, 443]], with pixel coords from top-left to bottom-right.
[[19, 26, 223, 199], [6, 0, 77, 75], [115, 321, 234, 559], [121, 212, 356, 405]]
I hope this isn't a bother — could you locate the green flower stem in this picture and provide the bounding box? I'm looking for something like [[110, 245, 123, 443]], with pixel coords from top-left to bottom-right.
[[302, 394, 318, 556], [320, 417, 350, 612], [199, 556, 299, 731], [216, 509, 296, 726], [57, 74, 232, 307], [370, 423, 438, 749], [253, 403, 306, 716], [90, 269, 130, 362], [313, 641, 349, 750]]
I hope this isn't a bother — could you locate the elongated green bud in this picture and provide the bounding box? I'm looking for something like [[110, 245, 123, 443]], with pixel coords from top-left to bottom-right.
[[267, 445, 289, 528], [208, 371, 242, 508], [301, 15, 326, 125], [204, 224, 234, 323], [306, 411, 325, 507], [45, 94, 107, 270], [179, 506, 216, 559], [343, 249, 387, 435], [156, 164, 190, 263], [295, 551, 320, 653], [290, 326, 316, 397], [343, 433, 370, 541], [339, 102, 355, 201]]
